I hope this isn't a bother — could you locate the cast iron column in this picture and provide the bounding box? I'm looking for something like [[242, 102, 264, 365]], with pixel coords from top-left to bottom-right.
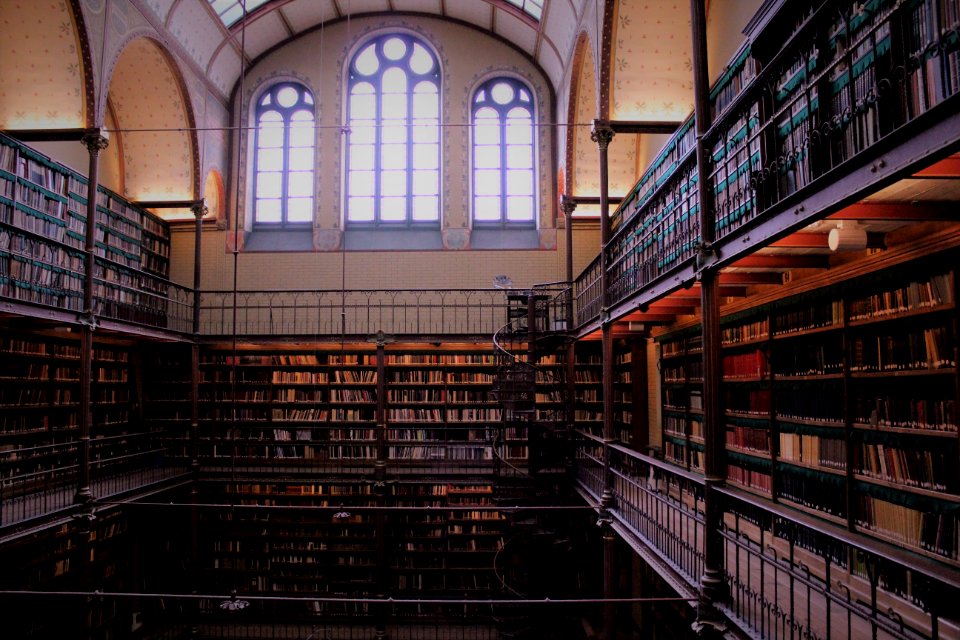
[[76, 130, 108, 506], [689, 0, 727, 635], [374, 337, 388, 639], [560, 197, 578, 443], [592, 121, 617, 640], [189, 202, 205, 614]]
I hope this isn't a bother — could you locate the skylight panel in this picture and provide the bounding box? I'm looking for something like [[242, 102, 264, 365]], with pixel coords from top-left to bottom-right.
[[208, 0, 272, 27], [505, 0, 544, 20]]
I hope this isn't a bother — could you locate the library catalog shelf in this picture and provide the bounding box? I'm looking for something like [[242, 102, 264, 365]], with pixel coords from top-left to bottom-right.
[[574, 0, 960, 327], [198, 289, 510, 337]]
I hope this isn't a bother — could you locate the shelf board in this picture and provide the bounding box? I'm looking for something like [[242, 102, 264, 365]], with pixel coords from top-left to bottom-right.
[[849, 367, 956, 378], [771, 323, 842, 340], [853, 475, 960, 503], [773, 373, 844, 381], [851, 422, 958, 437], [777, 458, 846, 476], [721, 335, 769, 349], [776, 496, 848, 527], [776, 416, 845, 429], [847, 302, 956, 327], [726, 445, 773, 460]]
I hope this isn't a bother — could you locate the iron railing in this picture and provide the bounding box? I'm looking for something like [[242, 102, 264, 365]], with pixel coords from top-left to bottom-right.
[[0, 431, 189, 528], [573, 436, 960, 639], [198, 289, 509, 337], [0, 591, 684, 639]]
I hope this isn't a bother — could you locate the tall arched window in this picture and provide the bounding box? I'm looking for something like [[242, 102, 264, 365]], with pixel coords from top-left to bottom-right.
[[346, 33, 440, 226], [253, 82, 315, 226], [472, 77, 536, 227]]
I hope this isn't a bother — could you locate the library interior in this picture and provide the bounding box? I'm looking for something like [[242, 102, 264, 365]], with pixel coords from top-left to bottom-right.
[[1, 0, 959, 638]]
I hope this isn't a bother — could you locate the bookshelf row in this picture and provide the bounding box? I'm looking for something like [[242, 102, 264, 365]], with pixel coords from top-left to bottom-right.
[[198, 479, 507, 597], [0, 134, 172, 324], [656, 256, 960, 563], [145, 344, 567, 466]]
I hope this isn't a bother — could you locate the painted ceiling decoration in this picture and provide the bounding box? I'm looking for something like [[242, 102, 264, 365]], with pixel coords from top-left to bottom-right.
[[572, 38, 600, 214], [108, 38, 196, 214], [610, 0, 693, 121], [0, 0, 86, 129]]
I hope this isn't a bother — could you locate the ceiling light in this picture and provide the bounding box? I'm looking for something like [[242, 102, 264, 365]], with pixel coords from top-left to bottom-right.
[[828, 222, 867, 251]]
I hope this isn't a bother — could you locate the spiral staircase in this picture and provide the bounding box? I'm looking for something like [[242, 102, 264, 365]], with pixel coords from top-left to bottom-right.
[[489, 285, 579, 638]]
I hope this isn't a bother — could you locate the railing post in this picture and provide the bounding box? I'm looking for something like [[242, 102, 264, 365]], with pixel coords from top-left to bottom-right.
[[76, 130, 108, 507], [688, 0, 727, 636]]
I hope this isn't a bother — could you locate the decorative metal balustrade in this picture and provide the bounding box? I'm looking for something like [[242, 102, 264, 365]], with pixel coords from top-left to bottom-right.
[[575, 0, 960, 326], [198, 288, 510, 337], [573, 436, 960, 639], [0, 431, 188, 528]]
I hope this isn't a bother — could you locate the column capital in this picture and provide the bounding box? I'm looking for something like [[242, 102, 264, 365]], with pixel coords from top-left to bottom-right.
[[560, 196, 578, 217], [81, 129, 109, 153], [590, 121, 615, 150], [191, 201, 208, 219]]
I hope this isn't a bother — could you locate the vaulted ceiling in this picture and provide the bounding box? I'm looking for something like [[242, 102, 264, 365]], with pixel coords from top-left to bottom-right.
[[140, 0, 590, 100]]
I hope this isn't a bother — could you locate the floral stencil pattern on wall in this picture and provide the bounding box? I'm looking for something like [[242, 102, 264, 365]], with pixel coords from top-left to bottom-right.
[[0, 0, 84, 128], [612, 0, 693, 121], [572, 48, 599, 197], [109, 38, 193, 202]]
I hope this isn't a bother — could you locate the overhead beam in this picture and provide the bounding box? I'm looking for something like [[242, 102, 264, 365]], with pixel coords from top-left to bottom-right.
[[643, 303, 697, 315], [134, 200, 204, 209], [595, 119, 684, 135], [732, 255, 831, 269], [3, 128, 94, 142], [621, 312, 679, 323], [564, 195, 624, 207], [913, 156, 960, 178], [770, 233, 830, 248], [830, 202, 959, 220], [718, 272, 784, 285], [717, 285, 748, 297], [663, 291, 703, 304]]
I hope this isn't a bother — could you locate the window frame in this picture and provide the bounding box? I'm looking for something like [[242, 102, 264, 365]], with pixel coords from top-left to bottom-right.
[[470, 76, 538, 230], [345, 32, 442, 229], [252, 81, 316, 229]]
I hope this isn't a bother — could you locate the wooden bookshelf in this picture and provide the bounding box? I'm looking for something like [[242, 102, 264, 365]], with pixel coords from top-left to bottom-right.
[[0, 134, 172, 325], [656, 252, 959, 563]]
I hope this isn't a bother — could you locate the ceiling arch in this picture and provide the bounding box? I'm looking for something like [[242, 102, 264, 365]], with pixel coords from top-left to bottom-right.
[[0, 0, 88, 129], [142, 0, 589, 100], [107, 37, 197, 212], [571, 32, 598, 202]]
